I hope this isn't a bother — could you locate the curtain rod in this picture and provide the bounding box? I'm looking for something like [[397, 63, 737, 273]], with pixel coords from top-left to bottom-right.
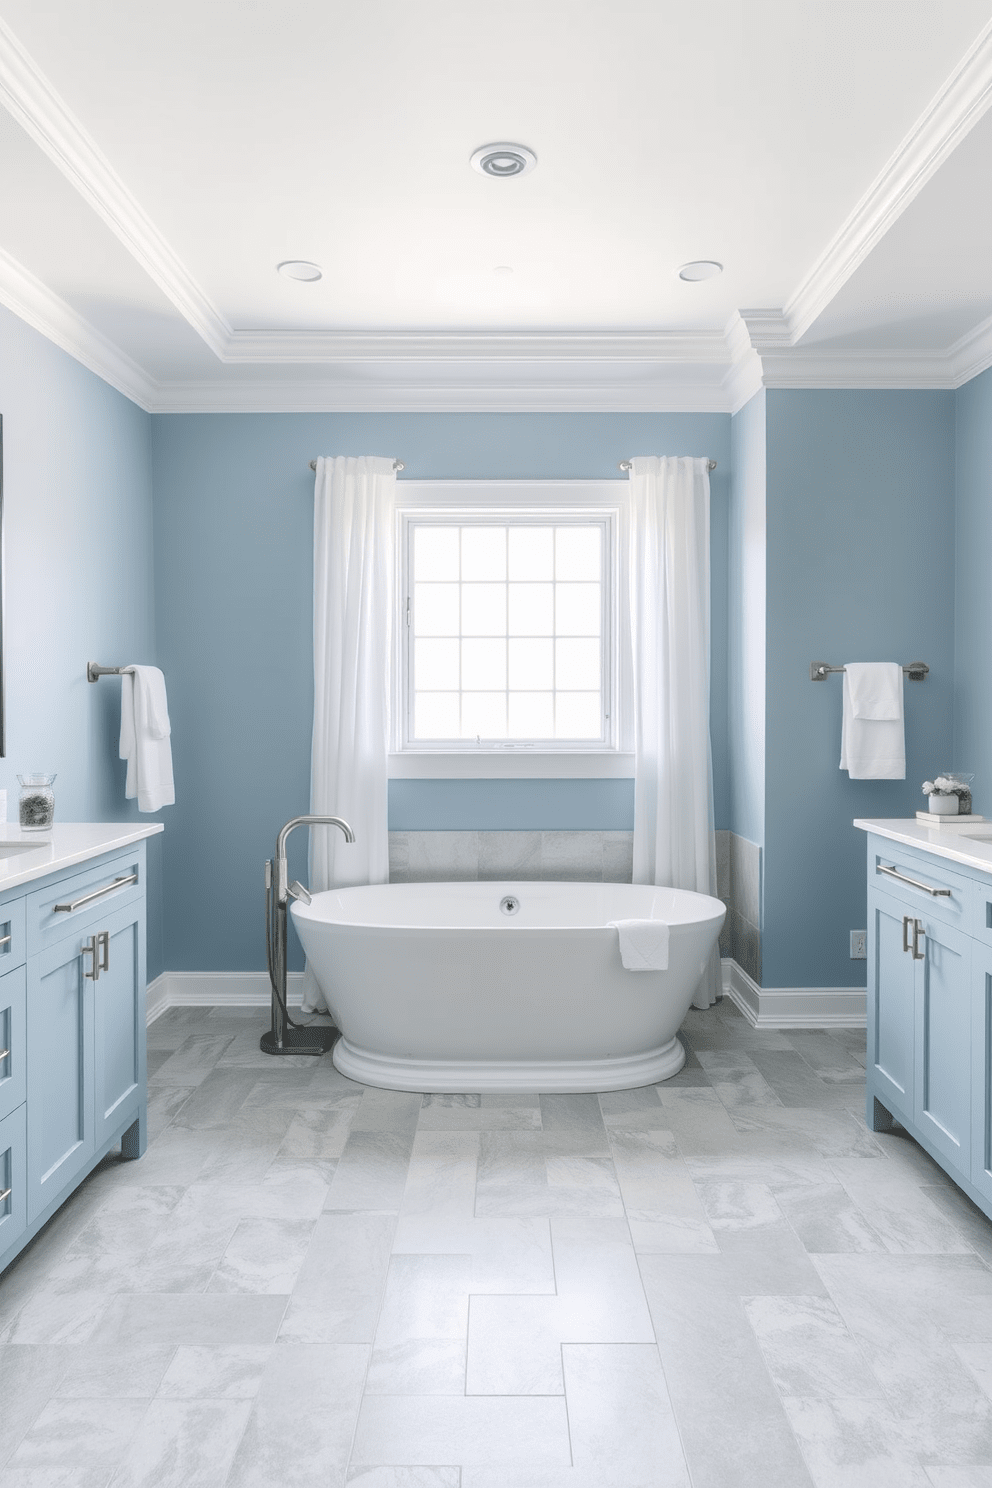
[[308, 458, 405, 472], [619, 458, 717, 472]]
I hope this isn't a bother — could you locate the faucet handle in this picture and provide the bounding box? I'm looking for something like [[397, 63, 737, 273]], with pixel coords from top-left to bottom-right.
[[287, 881, 313, 906]]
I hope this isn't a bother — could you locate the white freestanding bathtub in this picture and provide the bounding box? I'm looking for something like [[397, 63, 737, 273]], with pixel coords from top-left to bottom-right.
[[291, 880, 725, 1093]]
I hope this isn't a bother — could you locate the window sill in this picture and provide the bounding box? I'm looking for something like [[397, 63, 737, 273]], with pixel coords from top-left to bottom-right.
[[388, 752, 635, 779]]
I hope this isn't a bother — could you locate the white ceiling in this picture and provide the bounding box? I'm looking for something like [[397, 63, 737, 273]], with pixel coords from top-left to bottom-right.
[[0, 1, 991, 410]]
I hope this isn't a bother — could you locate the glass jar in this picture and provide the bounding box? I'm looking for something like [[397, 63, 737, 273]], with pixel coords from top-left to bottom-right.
[[17, 773, 56, 831]]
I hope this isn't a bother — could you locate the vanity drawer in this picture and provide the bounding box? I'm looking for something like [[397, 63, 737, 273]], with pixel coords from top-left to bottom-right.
[[0, 965, 26, 1124], [0, 1103, 26, 1264], [27, 853, 143, 954], [869, 845, 972, 931], [0, 896, 25, 972]]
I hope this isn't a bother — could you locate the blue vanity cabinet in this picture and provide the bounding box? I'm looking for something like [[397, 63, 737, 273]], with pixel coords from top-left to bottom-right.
[[865, 828, 992, 1220], [0, 837, 150, 1277]]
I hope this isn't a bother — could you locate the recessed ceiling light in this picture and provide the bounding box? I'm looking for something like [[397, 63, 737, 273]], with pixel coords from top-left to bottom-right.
[[277, 260, 323, 282], [678, 260, 723, 282], [493, 265, 514, 277], [470, 143, 537, 178]]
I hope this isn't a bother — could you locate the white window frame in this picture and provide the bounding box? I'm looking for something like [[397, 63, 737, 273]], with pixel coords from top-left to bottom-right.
[[390, 481, 633, 779]]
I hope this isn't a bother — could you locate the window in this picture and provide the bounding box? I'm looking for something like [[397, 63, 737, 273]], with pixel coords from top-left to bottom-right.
[[399, 503, 617, 752]]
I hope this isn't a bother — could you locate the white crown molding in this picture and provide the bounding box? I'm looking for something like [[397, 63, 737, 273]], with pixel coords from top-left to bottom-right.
[[782, 19, 992, 343], [147, 377, 734, 414], [0, 244, 154, 407], [946, 307, 992, 386], [219, 328, 731, 365], [0, 14, 231, 357]]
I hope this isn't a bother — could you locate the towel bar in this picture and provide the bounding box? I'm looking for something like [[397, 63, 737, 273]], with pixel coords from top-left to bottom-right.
[[87, 663, 135, 683], [810, 661, 928, 682]]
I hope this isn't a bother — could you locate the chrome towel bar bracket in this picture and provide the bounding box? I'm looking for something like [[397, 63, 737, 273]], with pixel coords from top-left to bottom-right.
[[87, 662, 135, 683], [878, 863, 951, 898], [810, 661, 929, 682]]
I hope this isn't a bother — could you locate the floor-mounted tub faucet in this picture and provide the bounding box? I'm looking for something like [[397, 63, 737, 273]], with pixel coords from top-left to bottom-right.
[[260, 814, 355, 1056]]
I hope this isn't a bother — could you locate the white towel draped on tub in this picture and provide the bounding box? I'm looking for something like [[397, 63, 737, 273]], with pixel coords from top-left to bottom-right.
[[608, 919, 670, 971], [119, 665, 175, 812], [840, 662, 905, 780]]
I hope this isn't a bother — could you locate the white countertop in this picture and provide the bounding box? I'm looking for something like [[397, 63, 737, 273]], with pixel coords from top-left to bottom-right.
[[855, 818, 992, 876], [0, 822, 164, 894]]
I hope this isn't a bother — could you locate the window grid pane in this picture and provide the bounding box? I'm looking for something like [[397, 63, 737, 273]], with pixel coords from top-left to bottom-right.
[[410, 520, 606, 743]]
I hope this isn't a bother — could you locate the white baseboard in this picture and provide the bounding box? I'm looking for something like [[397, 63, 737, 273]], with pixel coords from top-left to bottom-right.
[[145, 971, 306, 1025], [721, 958, 866, 1029]]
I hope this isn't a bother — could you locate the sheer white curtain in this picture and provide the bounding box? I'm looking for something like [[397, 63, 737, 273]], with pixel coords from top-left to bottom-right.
[[628, 456, 720, 1009], [302, 455, 396, 1013]]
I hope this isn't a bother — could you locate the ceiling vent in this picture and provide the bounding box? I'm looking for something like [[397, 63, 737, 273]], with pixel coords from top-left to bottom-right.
[[470, 143, 537, 178]]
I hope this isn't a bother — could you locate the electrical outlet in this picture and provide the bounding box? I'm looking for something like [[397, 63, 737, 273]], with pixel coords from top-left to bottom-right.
[[850, 929, 867, 960]]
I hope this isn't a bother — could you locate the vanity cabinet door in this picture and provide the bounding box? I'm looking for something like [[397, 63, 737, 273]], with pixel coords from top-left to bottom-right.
[[868, 886, 917, 1125], [915, 916, 972, 1176], [25, 932, 95, 1222], [971, 944, 992, 1204], [92, 901, 145, 1151], [0, 1103, 26, 1260]]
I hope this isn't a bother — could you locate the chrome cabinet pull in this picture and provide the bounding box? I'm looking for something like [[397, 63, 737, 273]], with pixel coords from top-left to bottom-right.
[[98, 930, 110, 975], [0, 1048, 9, 1062], [878, 863, 952, 898], [0, 1187, 11, 1203], [902, 915, 912, 954], [54, 873, 137, 914], [82, 935, 100, 981], [911, 919, 925, 961], [0, 934, 10, 948]]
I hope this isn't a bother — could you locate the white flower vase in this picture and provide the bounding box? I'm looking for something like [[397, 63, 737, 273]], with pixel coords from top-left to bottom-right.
[[929, 793, 959, 816]]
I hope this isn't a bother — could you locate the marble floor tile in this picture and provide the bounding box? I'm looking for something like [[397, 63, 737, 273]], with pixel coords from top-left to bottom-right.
[[370, 1255, 472, 1391], [325, 1131, 417, 1211], [782, 1395, 934, 1487], [352, 1089, 425, 1134], [224, 1342, 369, 1488], [743, 1294, 883, 1400], [747, 1050, 856, 1108], [88, 1294, 287, 1351], [830, 1163, 975, 1254], [352, 1395, 572, 1468], [145, 1084, 195, 1142], [347, 1470, 461, 1488], [694, 1049, 786, 1108], [148, 1035, 235, 1088], [8, 1398, 149, 1474], [0, 1345, 72, 1468], [279, 1212, 395, 1343], [105, 1397, 253, 1488], [774, 1181, 889, 1254], [787, 1030, 870, 1083], [638, 1253, 816, 1488], [608, 1128, 714, 1240], [53, 1341, 176, 1399], [208, 1218, 316, 1294], [391, 1215, 555, 1294], [926, 1472, 992, 1486], [562, 1343, 690, 1487], [465, 1295, 564, 1394], [157, 1344, 270, 1399]]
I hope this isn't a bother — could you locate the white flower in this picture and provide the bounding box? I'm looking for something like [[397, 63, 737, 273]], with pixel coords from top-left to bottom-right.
[[922, 780, 936, 795]]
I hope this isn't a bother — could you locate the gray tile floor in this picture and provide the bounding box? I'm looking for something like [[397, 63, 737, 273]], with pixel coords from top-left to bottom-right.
[[2, 1000, 992, 1486]]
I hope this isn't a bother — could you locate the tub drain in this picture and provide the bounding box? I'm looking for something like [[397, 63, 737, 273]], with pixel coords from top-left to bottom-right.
[[499, 895, 520, 915]]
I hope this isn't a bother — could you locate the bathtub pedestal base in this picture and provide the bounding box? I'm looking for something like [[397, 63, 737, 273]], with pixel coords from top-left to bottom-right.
[[332, 1034, 686, 1093], [260, 1024, 337, 1057]]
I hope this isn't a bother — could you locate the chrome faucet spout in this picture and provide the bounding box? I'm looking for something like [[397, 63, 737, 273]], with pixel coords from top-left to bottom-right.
[[274, 814, 355, 903]]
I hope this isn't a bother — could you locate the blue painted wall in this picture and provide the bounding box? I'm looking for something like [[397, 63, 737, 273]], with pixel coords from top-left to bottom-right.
[[0, 304, 163, 978], [151, 411, 730, 971], [953, 364, 992, 811], [761, 390, 956, 989], [728, 390, 766, 849]]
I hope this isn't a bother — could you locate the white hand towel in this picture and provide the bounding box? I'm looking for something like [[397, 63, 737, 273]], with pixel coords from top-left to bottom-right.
[[608, 918, 670, 971], [119, 665, 175, 812], [840, 662, 905, 780]]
